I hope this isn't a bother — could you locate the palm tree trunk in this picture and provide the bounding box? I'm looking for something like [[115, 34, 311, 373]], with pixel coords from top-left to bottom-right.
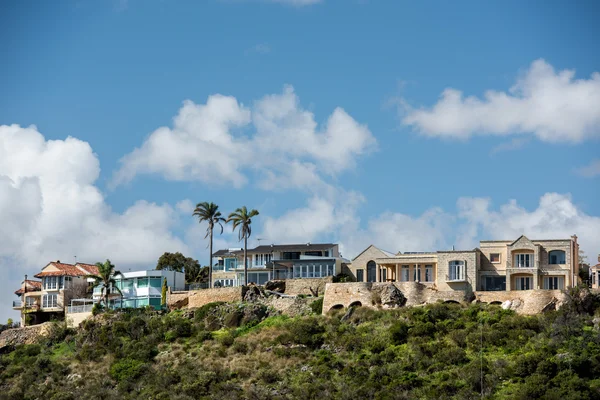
[[244, 235, 248, 286], [209, 225, 213, 289]]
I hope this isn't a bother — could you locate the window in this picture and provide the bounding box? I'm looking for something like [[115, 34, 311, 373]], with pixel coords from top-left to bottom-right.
[[282, 252, 301, 260], [122, 279, 134, 290], [42, 294, 58, 308], [425, 265, 433, 282], [484, 276, 506, 291], [305, 251, 323, 257], [25, 297, 37, 306], [549, 250, 566, 265], [515, 277, 532, 290], [44, 276, 58, 290], [414, 267, 421, 282], [356, 269, 364, 282], [490, 253, 500, 263], [448, 261, 465, 281], [402, 266, 410, 282], [327, 263, 334, 276], [137, 278, 149, 288], [367, 261, 377, 282], [381, 268, 387, 282], [544, 276, 564, 290], [64, 276, 72, 289], [515, 253, 534, 268], [224, 258, 237, 271], [150, 278, 162, 288]]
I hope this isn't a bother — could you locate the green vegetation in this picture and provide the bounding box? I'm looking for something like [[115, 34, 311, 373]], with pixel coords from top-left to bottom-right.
[[2, 291, 600, 399]]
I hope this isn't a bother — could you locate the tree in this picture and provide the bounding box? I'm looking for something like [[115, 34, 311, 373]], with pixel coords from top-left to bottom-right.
[[192, 202, 226, 288], [227, 206, 259, 286], [156, 252, 205, 284], [161, 278, 167, 307], [87, 259, 122, 307]]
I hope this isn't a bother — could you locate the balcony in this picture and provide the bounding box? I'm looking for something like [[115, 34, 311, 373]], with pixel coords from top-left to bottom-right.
[[12, 300, 22, 309]]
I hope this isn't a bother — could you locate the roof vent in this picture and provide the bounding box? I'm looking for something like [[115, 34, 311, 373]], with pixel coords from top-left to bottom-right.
[[307, 242, 311, 246], [56, 260, 60, 263]]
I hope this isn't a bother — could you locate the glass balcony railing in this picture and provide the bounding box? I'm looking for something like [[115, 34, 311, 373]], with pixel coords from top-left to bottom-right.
[[12, 300, 22, 308]]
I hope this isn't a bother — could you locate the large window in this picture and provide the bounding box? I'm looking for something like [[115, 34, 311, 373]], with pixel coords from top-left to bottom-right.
[[515, 277, 532, 290], [414, 267, 421, 282], [44, 276, 58, 290], [137, 278, 149, 288], [150, 278, 162, 288], [484, 276, 506, 291], [42, 294, 58, 308], [515, 253, 534, 268], [224, 258, 237, 271], [356, 269, 364, 282], [425, 265, 433, 282], [544, 276, 564, 290], [282, 252, 301, 260], [490, 253, 500, 263], [305, 251, 323, 257], [549, 250, 566, 265], [367, 261, 376, 282], [402, 266, 410, 282], [448, 261, 465, 281]]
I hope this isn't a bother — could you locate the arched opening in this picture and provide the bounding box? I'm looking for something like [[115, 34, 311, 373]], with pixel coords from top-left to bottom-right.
[[349, 301, 362, 308], [367, 261, 376, 282], [444, 300, 460, 304], [329, 304, 344, 311], [549, 250, 566, 265], [490, 301, 502, 305]]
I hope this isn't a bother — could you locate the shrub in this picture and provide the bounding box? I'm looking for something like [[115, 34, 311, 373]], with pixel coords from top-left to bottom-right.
[[109, 359, 146, 383], [390, 321, 410, 345], [310, 297, 324, 315]]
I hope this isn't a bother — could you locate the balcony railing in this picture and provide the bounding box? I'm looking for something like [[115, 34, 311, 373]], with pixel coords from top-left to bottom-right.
[[67, 304, 94, 314], [12, 300, 22, 308]]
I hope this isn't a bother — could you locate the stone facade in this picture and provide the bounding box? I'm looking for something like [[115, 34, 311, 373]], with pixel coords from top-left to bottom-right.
[[167, 287, 244, 310], [322, 282, 569, 315], [346, 245, 393, 281], [283, 277, 333, 296]]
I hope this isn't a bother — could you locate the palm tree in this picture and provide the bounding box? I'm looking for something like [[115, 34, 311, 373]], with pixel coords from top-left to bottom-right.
[[193, 202, 226, 288], [87, 259, 122, 307], [227, 206, 260, 286]]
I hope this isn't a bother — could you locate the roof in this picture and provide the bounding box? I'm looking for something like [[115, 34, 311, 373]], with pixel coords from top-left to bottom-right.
[[251, 243, 336, 253], [34, 261, 99, 278], [14, 280, 42, 295], [214, 243, 336, 257]]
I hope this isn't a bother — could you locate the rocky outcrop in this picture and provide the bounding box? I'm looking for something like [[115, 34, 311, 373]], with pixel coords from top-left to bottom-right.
[[265, 280, 286, 293], [0, 322, 52, 350], [371, 283, 405, 308]]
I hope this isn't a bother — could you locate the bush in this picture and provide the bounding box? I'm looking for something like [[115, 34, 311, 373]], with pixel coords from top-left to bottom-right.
[[109, 359, 146, 383], [310, 297, 324, 315]]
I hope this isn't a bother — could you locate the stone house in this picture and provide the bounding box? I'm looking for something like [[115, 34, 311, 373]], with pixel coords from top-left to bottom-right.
[[346, 235, 580, 293]]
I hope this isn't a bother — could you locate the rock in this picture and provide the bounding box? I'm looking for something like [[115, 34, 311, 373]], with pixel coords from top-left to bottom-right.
[[541, 298, 558, 313], [371, 283, 405, 308], [243, 285, 265, 302], [341, 306, 355, 322], [170, 297, 188, 310], [511, 299, 522, 310], [593, 317, 600, 331], [501, 300, 512, 310], [265, 280, 286, 293], [0, 322, 52, 350]]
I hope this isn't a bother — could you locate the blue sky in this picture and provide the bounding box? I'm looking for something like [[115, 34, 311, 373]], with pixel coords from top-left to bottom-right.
[[1, 0, 599, 321]]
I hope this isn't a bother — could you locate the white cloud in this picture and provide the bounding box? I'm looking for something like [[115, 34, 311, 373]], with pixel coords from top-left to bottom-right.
[[0, 124, 190, 322], [575, 159, 600, 178], [490, 137, 530, 155], [402, 59, 600, 143], [113, 85, 376, 191]]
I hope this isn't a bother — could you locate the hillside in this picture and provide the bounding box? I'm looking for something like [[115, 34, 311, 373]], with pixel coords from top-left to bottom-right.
[[1, 289, 600, 400]]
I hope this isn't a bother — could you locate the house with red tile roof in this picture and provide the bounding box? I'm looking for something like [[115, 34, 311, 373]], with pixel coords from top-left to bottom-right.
[[13, 260, 99, 326]]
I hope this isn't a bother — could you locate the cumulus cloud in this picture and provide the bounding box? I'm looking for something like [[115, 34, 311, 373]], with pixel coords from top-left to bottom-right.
[[112, 85, 376, 191], [402, 59, 600, 143], [575, 159, 600, 178], [0, 124, 190, 321], [337, 193, 599, 261]]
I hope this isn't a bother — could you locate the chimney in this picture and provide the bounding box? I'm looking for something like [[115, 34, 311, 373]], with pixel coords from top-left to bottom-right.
[[56, 260, 60, 263]]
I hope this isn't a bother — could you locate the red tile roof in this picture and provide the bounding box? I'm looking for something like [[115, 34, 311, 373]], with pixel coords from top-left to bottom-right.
[[14, 280, 42, 295], [75, 263, 100, 275], [34, 261, 98, 278]]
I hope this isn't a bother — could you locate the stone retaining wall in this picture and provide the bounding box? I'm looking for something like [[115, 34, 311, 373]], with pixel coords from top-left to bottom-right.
[[284, 277, 333, 296], [323, 282, 568, 315], [66, 311, 93, 328], [168, 287, 244, 310], [0, 322, 52, 350]]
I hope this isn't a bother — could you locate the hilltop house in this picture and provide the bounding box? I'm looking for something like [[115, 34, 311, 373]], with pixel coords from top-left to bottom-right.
[[348, 235, 580, 292], [13, 261, 99, 326], [211, 243, 346, 287]]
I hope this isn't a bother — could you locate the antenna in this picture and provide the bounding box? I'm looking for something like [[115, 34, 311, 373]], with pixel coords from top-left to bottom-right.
[[257, 238, 264, 246]]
